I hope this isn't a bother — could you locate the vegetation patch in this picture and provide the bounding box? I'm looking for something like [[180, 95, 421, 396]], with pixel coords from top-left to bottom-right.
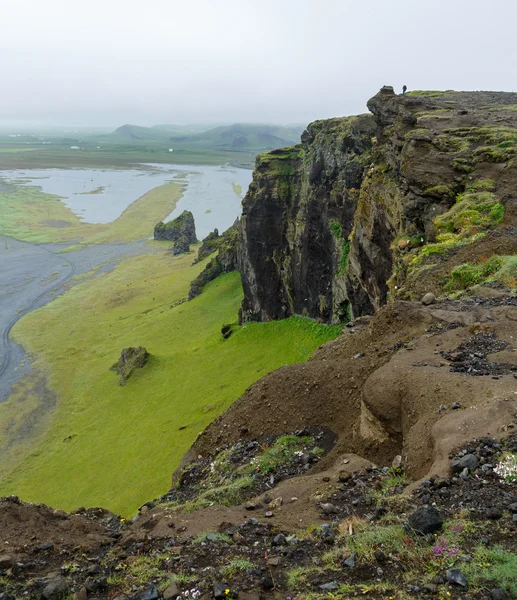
[[445, 255, 517, 291], [1, 251, 340, 515]]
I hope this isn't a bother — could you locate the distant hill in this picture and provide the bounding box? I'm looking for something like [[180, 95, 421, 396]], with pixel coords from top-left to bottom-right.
[[169, 123, 303, 150], [108, 124, 172, 142], [105, 123, 304, 151]]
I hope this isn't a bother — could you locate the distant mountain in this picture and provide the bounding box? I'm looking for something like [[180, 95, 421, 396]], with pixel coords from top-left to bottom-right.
[[108, 124, 172, 141], [105, 123, 304, 151], [169, 123, 304, 150]]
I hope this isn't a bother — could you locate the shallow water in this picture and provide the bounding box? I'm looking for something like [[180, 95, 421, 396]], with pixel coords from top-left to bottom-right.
[[1, 164, 253, 238], [148, 163, 253, 238]]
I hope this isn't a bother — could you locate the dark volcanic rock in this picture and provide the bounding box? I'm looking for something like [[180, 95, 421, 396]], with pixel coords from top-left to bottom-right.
[[171, 235, 190, 256], [42, 576, 69, 599], [407, 505, 443, 535], [189, 222, 240, 300], [445, 568, 468, 588], [451, 453, 478, 473], [110, 346, 149, 386], [154, 210, 197, 243]]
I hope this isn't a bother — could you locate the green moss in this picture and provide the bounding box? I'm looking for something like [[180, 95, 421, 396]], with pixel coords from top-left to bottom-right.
[[445, 255, 517, 291], [407, 90, 449, 97], [329, 219, 350, 274], [424, 184, 455, 199], [452, 157, 476, 173], [434, 191, 504, 236]]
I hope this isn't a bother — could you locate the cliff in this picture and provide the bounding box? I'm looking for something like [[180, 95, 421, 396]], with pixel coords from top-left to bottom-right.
[[240, 87, 517, 323]]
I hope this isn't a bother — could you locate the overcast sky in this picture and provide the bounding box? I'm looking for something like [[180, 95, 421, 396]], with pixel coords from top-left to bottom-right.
[[2, 0, 516, 126]]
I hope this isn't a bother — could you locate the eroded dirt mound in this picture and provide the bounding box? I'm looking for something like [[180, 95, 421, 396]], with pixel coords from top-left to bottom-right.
[[184, 298, 517, 484]]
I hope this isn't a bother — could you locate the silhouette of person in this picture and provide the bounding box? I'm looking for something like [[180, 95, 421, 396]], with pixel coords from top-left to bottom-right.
[[402, 85, 407, 96]]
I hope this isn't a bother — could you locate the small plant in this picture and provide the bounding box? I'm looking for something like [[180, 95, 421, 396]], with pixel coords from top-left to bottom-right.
[[193, 531, 233, 544], [221, 558, 255, 577], [494, 452, 517, 482]]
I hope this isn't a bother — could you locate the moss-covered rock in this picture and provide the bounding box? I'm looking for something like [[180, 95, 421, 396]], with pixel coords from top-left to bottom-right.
[[110, 346, 149, 386], [154, 210, 197, 243], [188, 223, 240, 300]]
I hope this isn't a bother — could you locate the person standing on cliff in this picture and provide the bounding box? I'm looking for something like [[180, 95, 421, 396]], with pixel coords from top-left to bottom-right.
[[402, 85, 407, 95]]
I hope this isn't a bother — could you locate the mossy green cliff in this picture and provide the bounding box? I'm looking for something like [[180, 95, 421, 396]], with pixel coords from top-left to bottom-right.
[[239, 87, 517, 322]]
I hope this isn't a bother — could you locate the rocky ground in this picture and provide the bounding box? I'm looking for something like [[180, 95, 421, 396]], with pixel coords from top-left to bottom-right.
[[3, 429, 517, 600]]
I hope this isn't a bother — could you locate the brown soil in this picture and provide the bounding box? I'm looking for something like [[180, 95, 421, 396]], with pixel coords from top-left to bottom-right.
[[183, 298, 517, 485]]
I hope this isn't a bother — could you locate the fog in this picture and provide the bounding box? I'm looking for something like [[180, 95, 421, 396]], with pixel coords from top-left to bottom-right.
[[2, 0, 516, 126]]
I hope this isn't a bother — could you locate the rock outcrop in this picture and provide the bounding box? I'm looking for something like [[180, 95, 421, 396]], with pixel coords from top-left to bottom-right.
[[154, 210, 197, 244], [189, 222, 240, 299], [239, 87, 517, 323], [110, 346, 149, 386]]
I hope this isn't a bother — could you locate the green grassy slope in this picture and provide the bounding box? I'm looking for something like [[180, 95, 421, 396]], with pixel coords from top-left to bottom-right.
[[0, 249, 340, 515]]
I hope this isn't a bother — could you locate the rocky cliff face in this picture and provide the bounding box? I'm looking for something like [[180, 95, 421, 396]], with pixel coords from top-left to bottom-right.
[[239, 87, 517, 322]]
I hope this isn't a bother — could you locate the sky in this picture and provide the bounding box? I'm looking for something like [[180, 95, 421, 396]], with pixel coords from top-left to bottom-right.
[[2, 0, 517, 127]]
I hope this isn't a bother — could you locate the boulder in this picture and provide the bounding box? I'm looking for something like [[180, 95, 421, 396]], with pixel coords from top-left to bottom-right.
[[110, 346, 149, 386], [407, 505, 443, 535], [163, 581, 181, 600], [451, 454, 478, 473], [42, 576, 70, 600], [446, 568, 468, 588], [421, 292, 436, 305]]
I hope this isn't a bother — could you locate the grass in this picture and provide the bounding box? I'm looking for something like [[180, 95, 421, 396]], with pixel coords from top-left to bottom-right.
[[0, 180, 184, 244], [462, 545, 517, 595], [0, 249, 340, 515], [445, 255, 517, 291], [244, 434, 318, 475], [221, 558, 255, 578]]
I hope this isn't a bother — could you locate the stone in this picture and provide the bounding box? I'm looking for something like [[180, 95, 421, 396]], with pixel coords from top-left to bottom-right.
[[213, 583, 229, 599], [163, 581, 181, 600], [321, 503, 339, 515], [486, 507, 502, 520], [0, 555, 14, 569], [407, 506, 443, 535], [35, 541, 54, 552], [85, 577, 107, 592], [269, 497, 283, 509], [319, 582, 339, 591], [338, 470, 352, 482], [452, 402, 461, 409], [392, 455, 403, 469], [72, 589, 88, 600], [133, 585, 159, 600], [268, 557, 281, 566], [422, 293, 436, 305], [446, 569, 468, 588], [451, 454, 478, 473], [507, 502, 517, 512], [343, 553, 356, 568], [260, 575, 274, 590], [42, 576, 70, 600], [272, 533, 286, 546], [490, 589, 506, 600], [264, 511, 274, 518]]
